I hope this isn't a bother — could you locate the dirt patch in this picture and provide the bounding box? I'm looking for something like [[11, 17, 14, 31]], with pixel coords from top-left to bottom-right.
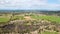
[[24, 16, 32, 20]]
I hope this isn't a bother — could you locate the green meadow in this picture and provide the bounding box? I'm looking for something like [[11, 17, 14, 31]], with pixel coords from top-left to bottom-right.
[[31, 14, 60, 24], [0, 16, 10, 24]]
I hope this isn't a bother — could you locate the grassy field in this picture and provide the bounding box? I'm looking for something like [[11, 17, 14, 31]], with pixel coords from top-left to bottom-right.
[[0, 16, 10, 24], [31, 14, 60, 23], [0, 17, 9, 22]]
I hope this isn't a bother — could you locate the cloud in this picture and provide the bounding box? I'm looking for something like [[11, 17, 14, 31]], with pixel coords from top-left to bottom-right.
[[0, 0, 47, 8], [0, 0, 60, 10]]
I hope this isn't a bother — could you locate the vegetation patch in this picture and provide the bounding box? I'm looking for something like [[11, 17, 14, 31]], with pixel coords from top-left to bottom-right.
[[0, 16, 10, 24], [41, 31, 58, 34]]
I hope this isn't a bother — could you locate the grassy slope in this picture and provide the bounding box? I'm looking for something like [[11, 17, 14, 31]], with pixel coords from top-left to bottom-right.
[[31, 14, 60, 23], [0, 15, 10, 24]]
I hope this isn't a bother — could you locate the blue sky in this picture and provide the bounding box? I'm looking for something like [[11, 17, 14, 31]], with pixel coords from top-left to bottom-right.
[[0, 0, 60, 10]]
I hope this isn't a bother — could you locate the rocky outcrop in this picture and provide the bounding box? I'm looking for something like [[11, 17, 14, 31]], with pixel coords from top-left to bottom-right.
[[0, 20, 60, 34]]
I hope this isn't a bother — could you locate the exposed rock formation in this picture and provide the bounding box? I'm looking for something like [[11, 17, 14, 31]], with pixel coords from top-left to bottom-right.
[[0, 20, 60, 34]]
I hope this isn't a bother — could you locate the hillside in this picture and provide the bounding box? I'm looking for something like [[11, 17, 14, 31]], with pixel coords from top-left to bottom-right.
[[0, 10, 60, 34]]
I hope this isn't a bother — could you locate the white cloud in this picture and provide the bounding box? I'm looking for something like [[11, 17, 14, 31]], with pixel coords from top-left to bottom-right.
[[0, 0, 60, 10], [0, 0, 47, 6]]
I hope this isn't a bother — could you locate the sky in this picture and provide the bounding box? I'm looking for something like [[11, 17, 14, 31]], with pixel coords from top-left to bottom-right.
[[0, 0, 60, 10]]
